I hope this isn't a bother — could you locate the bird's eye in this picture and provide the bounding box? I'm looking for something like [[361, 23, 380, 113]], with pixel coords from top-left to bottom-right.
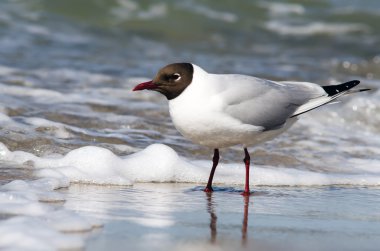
[[171, 73, 181, 81]]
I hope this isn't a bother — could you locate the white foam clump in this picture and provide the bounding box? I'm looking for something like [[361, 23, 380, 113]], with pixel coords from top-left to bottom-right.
[[2, 141, 380, 186], [1, 142, 193, 185]]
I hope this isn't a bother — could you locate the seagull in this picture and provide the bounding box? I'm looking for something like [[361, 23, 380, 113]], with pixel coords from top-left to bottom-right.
[[133, 63, 369, 195]]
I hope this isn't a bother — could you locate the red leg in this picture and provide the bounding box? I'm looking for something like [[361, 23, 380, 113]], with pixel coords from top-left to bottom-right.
[[204, 149, 219, 192], [241, 148, 251, 196]]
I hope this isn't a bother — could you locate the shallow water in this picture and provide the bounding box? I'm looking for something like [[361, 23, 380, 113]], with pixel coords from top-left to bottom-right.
[[1, 0, 380, 250], [67, 183, 380, 251]]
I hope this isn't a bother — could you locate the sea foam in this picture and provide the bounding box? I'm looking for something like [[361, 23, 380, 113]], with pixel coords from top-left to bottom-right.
[[1, 141, 380, 187]]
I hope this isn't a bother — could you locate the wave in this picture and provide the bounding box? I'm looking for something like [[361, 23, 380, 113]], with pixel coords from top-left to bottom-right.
[[265, 21, 368, 36]]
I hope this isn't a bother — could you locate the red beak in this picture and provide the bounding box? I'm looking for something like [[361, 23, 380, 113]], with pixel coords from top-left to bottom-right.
[[132, 81, 158, 91]]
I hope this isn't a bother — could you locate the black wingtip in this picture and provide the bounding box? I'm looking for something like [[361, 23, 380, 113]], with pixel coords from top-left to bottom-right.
[[322, 80, 361, 96]]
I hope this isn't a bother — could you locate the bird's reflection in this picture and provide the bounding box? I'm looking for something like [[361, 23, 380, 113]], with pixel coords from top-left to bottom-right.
[[205, 192, 251, 245], [242, 195, 250, 245], [206, 192, 218, 243]]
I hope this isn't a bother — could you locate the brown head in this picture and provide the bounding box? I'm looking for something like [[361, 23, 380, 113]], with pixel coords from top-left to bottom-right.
[[133, 63, 194, 100]]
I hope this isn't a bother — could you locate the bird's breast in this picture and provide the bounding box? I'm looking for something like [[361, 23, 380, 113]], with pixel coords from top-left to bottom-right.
[[168, 101, 265, 148]]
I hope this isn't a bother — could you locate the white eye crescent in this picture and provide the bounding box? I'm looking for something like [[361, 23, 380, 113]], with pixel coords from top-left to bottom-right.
[[173, 73, 181, 81]]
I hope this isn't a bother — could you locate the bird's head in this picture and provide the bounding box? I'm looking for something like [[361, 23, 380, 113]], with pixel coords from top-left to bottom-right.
[[133, 63, 194, 100]]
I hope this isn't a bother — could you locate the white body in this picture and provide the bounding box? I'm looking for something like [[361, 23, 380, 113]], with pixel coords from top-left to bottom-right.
[[169, 64, 328, 148]]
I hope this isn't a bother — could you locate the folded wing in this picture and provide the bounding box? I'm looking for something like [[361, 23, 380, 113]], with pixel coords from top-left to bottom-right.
[[217, 75, 363, 131]]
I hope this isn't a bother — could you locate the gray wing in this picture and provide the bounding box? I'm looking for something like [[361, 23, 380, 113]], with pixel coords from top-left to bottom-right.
[[214, 75, 325, 130]]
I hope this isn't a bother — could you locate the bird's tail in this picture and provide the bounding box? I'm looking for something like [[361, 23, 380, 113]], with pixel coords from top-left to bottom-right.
[[291, 80, 370, 117]]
